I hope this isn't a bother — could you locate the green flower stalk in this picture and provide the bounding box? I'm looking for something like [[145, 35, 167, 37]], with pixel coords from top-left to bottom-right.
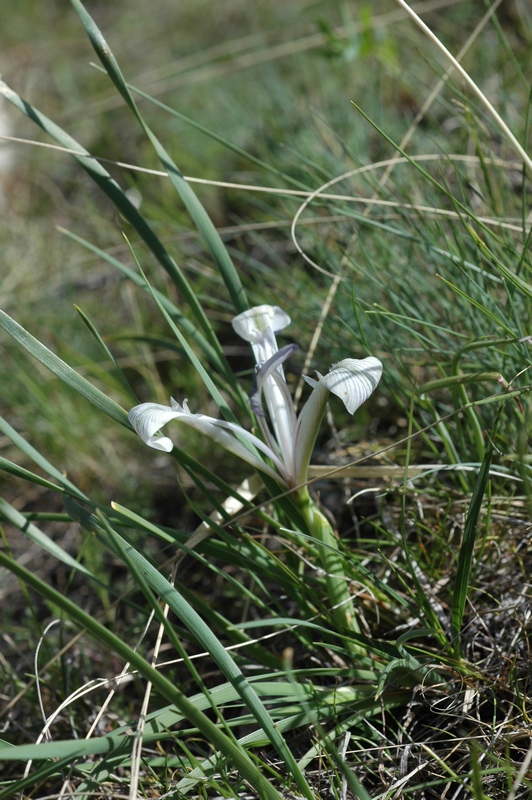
[[129, 305, 382, 643]]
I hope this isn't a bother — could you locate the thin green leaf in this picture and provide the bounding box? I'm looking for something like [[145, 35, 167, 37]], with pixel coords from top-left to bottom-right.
[[451, 444, 493, 653], [0, 548, 284, 800], [0, 754, 81, 800], [419, 372, 502, 395], [0, 311, 129, 429], [0, 457, 70, 494], [0, 416, 89, 500], [65, 498, 314, 800], [0, 497, 92, 576], [436, 274, 515, 336], [58, 227, 227, 375], [468, 224, 532, 299], [127, 245, 245, 421], [351, 101, 508, 243], [129, 82, 309, 190], [71, 0, 248, 315], [0, 78, 227, 355], [74, 305, 138, 403]]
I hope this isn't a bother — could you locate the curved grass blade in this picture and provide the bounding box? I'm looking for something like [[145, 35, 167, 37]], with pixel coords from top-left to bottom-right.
[[57, 227, 228, 376], [468, 224, 532, 300], [351, 101, 508, 241], [130, 253, 246, 421], [0, 417, 89, 500], [0, 311, 129, 429], [419, 372, 503, 395], [0, 754, 83, 800], [64, 498, 315, 800], [71, 0, 248, 315], [0, 457, 73, 495], [0, 548, 285, 800], [0, 80, 228, 361], [451, 444, 493, 656], [74, 305, 139, 404], [0, 736, 130, 765], [129, 83, 310, 190], [0, 497, 92, 577]]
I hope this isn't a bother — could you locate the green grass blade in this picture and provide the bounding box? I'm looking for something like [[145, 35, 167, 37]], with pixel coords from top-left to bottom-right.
[[0, 548, 284, 800], [0, 457, 73, 495], [0, 754, 82, 800], [65, 499, 314, 800], [130, 252, 245, 419], [129, 83, 309, 190], [451, 444, 493, 655], [468, 225, 532, 300], [58, 227, 227, 375], [0, 79, 228, 355], [74, 305, 139, 404], [419, 372, 503, 395], [0, 737, 130, 763], [351, 101, 507, 240], [71, 0, 248, 315], [0, 497, 92, 577], [0, 311, 129, 429]]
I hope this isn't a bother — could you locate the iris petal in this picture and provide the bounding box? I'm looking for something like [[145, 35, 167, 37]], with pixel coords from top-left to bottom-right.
[[130, 306, 383, 492], [129, 400, 287, 483], [320, 357, 383, 414], [232, 305, 291, 343], [128, 403, 178, 452], [292, 356, 383, 486], [250, 343, 298, 417]]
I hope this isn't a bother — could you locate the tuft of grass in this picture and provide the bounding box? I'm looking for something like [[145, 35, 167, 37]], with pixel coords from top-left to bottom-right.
[[1, 1, 531, 798]]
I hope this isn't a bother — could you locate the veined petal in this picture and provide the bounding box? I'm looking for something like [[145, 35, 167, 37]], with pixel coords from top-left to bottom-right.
[[292, 356, 383, 486], [255, 345, 298, 477], [250, 343, 298, 417], [172, 401, 289, 481], [128, 402, 180, 452], [319, 357, 383, 414], [129, 399, 288, 484], [232, 305, 291, 344], [232, 305, 291, 366], [233, 305, 298, 477]]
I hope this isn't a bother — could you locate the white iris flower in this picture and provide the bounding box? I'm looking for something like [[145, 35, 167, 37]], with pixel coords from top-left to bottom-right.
[[128, 305, 382, 489]]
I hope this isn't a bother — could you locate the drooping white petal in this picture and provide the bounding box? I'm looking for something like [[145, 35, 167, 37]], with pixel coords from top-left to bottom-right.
[[319, 357, 383, 414], [232, 305, 298, 478], [129, 399, 287, 483], [232, 305, 291, 344], [128, 403, 179, 452], [169, 398, 289, 481]]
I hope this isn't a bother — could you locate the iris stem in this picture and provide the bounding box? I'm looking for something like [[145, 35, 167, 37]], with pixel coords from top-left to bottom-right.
[[296, 487, 364, 657]]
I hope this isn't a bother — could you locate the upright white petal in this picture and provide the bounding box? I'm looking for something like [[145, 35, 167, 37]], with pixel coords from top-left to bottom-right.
[[232, 305, 291, 366], [292, 356, 383, 486], [232, 305, 291, 344], [232, 304, 297, 477], [319, 357, 383, 414]]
